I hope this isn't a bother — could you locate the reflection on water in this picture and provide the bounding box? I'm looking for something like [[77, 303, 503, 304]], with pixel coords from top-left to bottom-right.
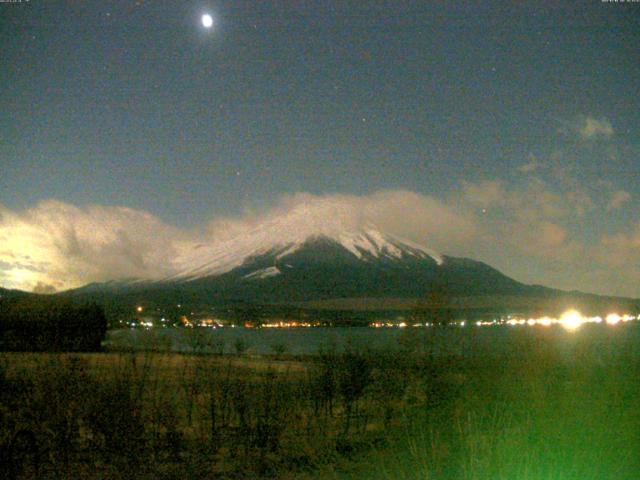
[[105, 322, 640, 357]]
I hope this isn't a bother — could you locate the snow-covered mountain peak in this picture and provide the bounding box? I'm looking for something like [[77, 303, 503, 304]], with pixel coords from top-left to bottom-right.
[[330, 229, 443, 264], [169, 226, 442, 282]]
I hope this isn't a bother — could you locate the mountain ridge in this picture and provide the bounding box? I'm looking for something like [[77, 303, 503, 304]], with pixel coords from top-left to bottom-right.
[[70, 230, 543, 302], [168, 229, 443, 282], [7, 228, 637, 318]]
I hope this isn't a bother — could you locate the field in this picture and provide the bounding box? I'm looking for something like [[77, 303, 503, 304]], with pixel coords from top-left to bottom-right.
[[1, 323, 639, 479]]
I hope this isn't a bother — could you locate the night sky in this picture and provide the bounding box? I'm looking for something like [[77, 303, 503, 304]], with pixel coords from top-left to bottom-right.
[[1, 1, 639, 297]]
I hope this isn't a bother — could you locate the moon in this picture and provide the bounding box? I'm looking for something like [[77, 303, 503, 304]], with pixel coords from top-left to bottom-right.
[[201, 14, 213, 29]]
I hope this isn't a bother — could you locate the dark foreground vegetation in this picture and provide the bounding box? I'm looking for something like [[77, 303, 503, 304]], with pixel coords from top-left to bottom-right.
[[1, 325, 639, 479], [0, 297, 107, 352]]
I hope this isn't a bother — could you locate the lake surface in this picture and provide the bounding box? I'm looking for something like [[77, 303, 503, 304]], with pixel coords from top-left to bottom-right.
[[105, 322, 640, 358]]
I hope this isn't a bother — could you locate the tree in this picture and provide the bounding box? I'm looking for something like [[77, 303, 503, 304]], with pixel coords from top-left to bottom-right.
[[0, 297, 108, 352], [412, 290, 453, 326]]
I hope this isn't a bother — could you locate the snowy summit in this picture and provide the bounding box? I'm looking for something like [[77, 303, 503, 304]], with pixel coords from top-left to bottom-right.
[[170, 227, 443, 282]]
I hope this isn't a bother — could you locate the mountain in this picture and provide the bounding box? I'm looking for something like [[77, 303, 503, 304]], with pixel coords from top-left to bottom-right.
[[65, 228, 639, 319], [167, 231, 534, 301], [168, 227, 443, 280], [0, 287, 34, 300], [71, 229, 544, 302]]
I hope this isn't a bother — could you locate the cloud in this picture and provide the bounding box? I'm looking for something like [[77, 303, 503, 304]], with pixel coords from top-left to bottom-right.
[[460, 178, 578, 264], [607, 190, 631, 212], [0, 193, 478, 292], [462, 180, 506, 209], [518, 162, 540, 174], [599, 231, 637, 268], [0, 182, 639, 297], [598, 224, 640, 295], [189, 191, 479, 269], [0, 201, 184, 291], [517, 154, 542, 174], [577, 116, 614, 140]]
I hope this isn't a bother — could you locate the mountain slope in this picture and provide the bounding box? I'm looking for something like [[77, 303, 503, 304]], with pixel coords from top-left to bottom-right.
[[169, 229, 443, 282], [0, 287, 34, 300], [74, 230, 533, 303], [64, 228, 639, 317]]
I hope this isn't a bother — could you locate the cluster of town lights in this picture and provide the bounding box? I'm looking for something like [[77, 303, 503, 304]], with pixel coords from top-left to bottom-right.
[[132, 305, 637, 331], [262, 321, 322, 328], [502, 310, 637, 331], [370, 310, 638, 330]]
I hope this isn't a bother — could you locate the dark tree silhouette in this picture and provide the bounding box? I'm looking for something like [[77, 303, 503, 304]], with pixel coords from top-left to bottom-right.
[[0, 297, 107, 352]]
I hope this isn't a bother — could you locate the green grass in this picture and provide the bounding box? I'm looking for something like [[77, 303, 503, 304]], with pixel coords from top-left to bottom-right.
[[1, 325, 639, 479], [324, 329, 640, 480]]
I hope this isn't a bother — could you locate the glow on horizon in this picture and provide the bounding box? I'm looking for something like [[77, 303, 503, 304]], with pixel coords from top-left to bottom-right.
[[367, 311, 639, 329], [560, 310, 584, 331], [606, 313, 621, 325]]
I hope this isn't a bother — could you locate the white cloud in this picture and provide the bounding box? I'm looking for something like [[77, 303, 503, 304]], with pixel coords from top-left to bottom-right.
[[462, 180, 506, 209], [578, 116, 614, 140], [1, 181, 639, 297], [0, 201, 184, 291], [0, 193, 477, 292], [195, 190, 478, 259]]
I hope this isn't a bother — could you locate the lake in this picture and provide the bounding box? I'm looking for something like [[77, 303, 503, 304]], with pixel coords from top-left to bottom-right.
[[104, 322, 640, 358]]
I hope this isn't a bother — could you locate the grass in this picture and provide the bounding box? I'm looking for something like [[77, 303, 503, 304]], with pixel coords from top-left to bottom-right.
[[323, 326, 640, 480], [1, 324, 639, 479]]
